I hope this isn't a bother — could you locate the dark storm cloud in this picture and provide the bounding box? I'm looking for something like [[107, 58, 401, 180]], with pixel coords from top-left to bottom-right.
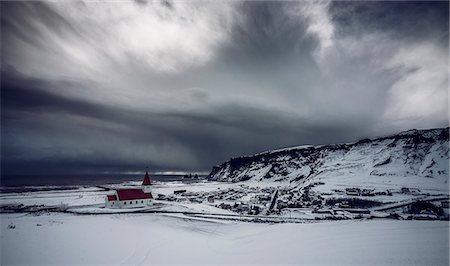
[[2, 70, 100, 118], [1, 69, 371, 174], [215, 1, 322, 88], [226, 1, 316, 58], [1, 1, 448, 175], [330, 1, 449, 42], [1, 2, 84, 62]]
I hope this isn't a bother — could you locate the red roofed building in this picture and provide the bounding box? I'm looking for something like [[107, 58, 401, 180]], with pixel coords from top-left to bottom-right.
[[105, 171, 153, 209]]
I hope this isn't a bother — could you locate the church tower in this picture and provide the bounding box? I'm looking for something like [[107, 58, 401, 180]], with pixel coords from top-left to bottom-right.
[[142, 170, 152, 193]]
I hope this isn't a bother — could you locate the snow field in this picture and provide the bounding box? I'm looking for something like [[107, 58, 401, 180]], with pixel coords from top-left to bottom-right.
[[1, 213, 448, 265]]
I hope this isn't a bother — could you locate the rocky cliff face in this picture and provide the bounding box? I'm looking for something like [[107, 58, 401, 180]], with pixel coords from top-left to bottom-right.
[[207, 128, 449, 190]]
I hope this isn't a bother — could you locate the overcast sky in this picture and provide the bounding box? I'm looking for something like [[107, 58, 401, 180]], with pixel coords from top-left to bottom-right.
[[1, 1, 448, 175]]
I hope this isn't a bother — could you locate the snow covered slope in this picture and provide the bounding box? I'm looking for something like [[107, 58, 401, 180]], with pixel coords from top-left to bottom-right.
[[208, 127, 449, 192]]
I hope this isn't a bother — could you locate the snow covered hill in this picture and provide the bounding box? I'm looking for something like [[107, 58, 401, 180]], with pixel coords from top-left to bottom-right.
[[208, 127, 449, 193]]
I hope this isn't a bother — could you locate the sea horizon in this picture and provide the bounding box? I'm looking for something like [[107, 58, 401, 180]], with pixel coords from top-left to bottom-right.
[[0, 173, 207, 187]]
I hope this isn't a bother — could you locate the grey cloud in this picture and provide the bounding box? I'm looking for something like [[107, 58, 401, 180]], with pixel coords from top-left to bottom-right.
[[1, 2, 85, 62], [1, 1, 448, 175], [330, 1, 449, 42], [1, 69, 375, 174], [217, 1, 320, 70]]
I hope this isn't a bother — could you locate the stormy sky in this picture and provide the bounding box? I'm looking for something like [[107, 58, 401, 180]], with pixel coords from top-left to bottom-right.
[[1, 1, 448, 175]]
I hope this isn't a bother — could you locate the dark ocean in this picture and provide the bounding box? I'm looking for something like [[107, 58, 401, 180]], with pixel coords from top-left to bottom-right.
[[0, 174, 206, 187]]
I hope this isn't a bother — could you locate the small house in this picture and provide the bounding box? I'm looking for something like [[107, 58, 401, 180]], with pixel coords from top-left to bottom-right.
[[207, 195, 215, 203], [174, 189, 187, 195]]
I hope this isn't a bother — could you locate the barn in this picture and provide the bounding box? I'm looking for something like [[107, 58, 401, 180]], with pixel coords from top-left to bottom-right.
[[105, 171, 153, 208]]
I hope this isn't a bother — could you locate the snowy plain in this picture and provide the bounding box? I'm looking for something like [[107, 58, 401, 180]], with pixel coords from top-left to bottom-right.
[[1, 213, 449, 265], [1, 178, 449, 265]]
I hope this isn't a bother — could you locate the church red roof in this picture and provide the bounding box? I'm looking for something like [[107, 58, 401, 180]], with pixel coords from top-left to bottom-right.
[[116, 189, 153, 201], [142, 171, 152, 186], [107, 194, 117, 201]]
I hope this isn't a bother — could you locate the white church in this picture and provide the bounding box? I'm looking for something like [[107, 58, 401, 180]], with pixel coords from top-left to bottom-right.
[[105, 171, 153, 208]]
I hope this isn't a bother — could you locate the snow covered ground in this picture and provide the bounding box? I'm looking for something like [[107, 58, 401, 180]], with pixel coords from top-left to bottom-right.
[[0, 186, 107, 208], [1, 180, 448, 220], [1, 213, 448, 265], [1, 180, 449, 265]]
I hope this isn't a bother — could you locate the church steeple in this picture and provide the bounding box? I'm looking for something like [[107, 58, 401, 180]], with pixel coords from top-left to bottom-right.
[[142, 170, 151, 186]]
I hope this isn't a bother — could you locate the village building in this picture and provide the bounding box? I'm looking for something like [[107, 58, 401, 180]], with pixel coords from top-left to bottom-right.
[[207, 195, 215, 203], [105, 171, 153, 209]]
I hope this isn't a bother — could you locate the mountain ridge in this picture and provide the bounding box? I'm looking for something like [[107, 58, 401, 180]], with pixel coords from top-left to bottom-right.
[[207, 127, 449, 190]]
